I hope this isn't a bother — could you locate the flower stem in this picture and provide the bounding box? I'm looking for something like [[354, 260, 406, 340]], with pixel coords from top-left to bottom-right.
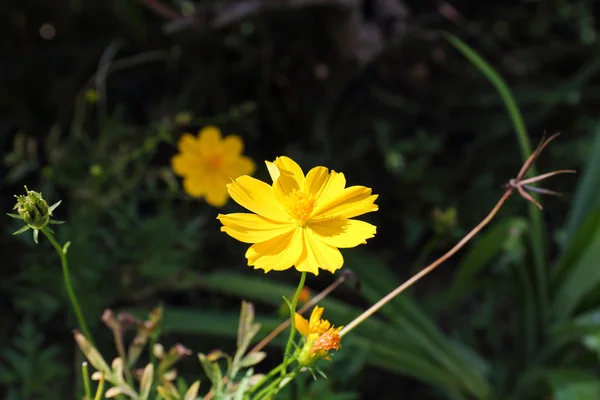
[[253, 366, 300, 400], [281, 271, 307, 376], [42, 227, 94, 346], [248, 273, 348, 355], [340, 189, 514, 337]]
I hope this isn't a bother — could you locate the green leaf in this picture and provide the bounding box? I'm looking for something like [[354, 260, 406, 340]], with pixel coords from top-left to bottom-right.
[[238, 352, 266, 368], [445, 31, 548, 326], [6, 213, 23, 220], [183, 381, 200, 400], [564, 127, 600, 246], [139, 363, 153, 400], [343, 249, 491, 399], [546, 370, 600, 400], [553, 204, 600, 288], [552, 232, 600, 320], [443, 219, 513, 305]]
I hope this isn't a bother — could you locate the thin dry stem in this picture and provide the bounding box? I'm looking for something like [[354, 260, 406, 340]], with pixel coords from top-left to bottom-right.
[[340, 189, 514, 336]]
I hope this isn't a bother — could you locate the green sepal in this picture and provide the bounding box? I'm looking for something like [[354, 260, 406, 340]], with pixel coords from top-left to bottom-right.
[[13, 225, 31, 235]]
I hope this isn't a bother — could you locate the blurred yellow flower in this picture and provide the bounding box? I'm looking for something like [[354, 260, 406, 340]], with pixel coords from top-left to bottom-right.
[[295, 306, 342, 365], [171, 126, 255, 207], [217, 156, 377, 275]]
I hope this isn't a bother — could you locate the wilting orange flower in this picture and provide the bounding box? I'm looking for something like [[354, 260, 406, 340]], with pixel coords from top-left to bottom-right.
[[171, 126, 255, 207], [295, 306, 342, 366], [217, 156, 378, 275]]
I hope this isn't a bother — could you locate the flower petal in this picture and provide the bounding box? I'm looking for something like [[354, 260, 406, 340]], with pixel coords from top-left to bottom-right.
[[204, 183, 230, 207], [245, 228, 303, 273], [177, 133, 200, 153], [311, 171, 346, 214], [266, 160, 302, 200], [171, 153, 200, 176], [226, 156, 255, 178], [218, 213, 295, 243], [183, 176, 206, 197], [271, 156, 305, 186], [227, 176, 291, 222], [222, 135, 244, 158], [295, 229, 344, 275], [304, 166, 330, 196], [295, 313, 310, 336], [309, 219, 376, 248], [312, 186, 378, 220], [198, 126, 222, 156]]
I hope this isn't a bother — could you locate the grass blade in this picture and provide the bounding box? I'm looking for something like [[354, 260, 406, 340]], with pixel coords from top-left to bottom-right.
[[444, 32, 548, 326]]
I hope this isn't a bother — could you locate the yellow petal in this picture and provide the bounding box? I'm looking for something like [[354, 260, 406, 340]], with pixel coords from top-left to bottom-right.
[[295, 229, 344, 275], [304, 166, 330, 195], [226, 156, 255, 178], [272, 156, 305, 187], [309, 306, 324, 330], [171, 153, 200, 176], [183, 177, 206, 197], [198, 126, 222, 156], [218, 213, 295, 243], [245, 228, 303, 273], [295, 313, 310, 336], [311, 171, 347, 214], [177, 133, 200, 153], [227, 176, 291, 222], [309, 219, 376, 248], [312, 186, 378, 220], [222, 135, 243, 157], [204, 184, 230, 208], [265, 161, 301, 200]]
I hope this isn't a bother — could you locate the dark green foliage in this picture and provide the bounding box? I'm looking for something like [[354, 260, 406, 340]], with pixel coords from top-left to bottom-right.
[[2, 1, 600, 399]]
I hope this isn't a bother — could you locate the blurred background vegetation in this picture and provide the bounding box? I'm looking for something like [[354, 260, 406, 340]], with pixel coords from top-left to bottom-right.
[[2, 0, 600, 399]]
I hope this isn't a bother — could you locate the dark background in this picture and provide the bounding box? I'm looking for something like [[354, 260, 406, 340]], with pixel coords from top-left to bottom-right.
[[1, 1, 600, 399]]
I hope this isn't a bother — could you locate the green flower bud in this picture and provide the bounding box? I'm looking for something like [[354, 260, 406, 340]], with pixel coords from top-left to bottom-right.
[[8, 186, 63, 244], [14, 188, 51, 230]]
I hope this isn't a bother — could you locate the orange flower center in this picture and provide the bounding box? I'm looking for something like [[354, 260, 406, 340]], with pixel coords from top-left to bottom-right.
[[312, 328, 342, 354], [205, 154, 224, 169], [288, 190, 316, 226]]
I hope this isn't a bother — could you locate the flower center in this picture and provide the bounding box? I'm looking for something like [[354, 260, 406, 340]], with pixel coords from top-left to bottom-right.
[[288, 190, 316, 226], [205, 154, 224, 169]]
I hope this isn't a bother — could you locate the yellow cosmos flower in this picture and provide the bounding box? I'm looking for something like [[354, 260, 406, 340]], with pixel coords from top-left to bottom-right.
[[171, 126, 255, 207], [295, 306, 343, 366], [217, 156, 378, 275], [295, 306, 330, 340]]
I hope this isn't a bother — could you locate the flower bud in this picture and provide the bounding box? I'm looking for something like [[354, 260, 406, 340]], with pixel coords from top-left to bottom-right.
[[14, 188, 51, 230]]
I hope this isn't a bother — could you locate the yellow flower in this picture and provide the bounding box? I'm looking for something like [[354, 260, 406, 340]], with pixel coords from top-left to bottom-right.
[[217, 156, 378, 275], [295, 306, 330, 340], [295, 306, 343, 366], [171, 126, 255, 207]]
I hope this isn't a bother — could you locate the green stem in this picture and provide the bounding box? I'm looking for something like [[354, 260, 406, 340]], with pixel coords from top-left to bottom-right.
[[253, 367, 300, 400], [42, 228, 95, 346], [281, 272, 307, 377], [248, 364, 284, 396]]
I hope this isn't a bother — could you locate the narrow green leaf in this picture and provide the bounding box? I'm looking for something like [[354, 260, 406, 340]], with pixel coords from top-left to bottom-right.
[[139, 363, 154, 400], [444, 31, 548, 326], [546, 370, 600, 400], [553, 233, 600, 319], [564, 127, 600, 245], [183, 381, 200, 400]]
